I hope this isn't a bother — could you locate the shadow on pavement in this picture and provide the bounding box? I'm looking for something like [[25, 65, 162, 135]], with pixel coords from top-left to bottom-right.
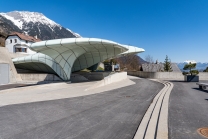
[[168, 80, 208, 83], [0, 84, 37, 91], [192, 88, 208, 93], [164, 80, 185, 82]]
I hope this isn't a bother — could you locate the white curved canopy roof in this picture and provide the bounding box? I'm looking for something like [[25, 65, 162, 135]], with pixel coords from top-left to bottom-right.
[[13, 38, 145, 80]]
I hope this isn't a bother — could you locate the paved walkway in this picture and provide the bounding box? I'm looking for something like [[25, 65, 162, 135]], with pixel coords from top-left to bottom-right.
[[0, 77, 135, 107], [0, 77, 163, 139]]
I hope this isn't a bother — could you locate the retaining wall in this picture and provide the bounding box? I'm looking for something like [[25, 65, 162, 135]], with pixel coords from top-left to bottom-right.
[[0, 47, 22, 83], [19, 74, 62, 81], [75, 72, 113, 81], [127, 71, 208, 80], [198, 72, 208, 80], [86, 72, 127, 90], [19, 72, 117, 83]]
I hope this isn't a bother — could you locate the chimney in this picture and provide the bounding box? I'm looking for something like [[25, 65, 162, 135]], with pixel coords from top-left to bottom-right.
[[34, 35, 38, 39], [23, 32, 28, 36]]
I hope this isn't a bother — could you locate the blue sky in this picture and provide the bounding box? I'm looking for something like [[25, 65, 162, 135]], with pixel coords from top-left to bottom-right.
[[1, 0, 208, 62]]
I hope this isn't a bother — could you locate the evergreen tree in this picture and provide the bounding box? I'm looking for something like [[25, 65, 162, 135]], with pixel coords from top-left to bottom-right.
[[163, 55, 172, 72], [183, 62, 198, 75]]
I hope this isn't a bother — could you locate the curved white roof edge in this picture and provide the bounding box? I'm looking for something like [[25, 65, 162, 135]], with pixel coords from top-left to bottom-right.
[[119, 45, 145, 56], [13, 38, 145, 80], [29, 38, 129, 52]]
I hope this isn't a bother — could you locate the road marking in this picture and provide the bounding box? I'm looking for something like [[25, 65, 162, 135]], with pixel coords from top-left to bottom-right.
[[134, 80, 174, 139]]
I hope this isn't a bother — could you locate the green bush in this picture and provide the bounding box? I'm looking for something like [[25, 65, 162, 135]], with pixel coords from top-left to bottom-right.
[[183, 62, 199, 75], [182, 71, 189, 75], [190, 70, 199, 75]]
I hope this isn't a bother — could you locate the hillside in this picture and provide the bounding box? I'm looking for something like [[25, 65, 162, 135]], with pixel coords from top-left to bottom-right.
[[115, 55, 147, 71], [0, 11, 81, 46], [0, 32, 6, 46]]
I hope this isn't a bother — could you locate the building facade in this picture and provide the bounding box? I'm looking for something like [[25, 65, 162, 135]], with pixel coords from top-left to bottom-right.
[[5, 32, 41, 54]]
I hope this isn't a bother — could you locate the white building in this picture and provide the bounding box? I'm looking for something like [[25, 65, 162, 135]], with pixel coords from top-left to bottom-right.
[[12, 38, 145, 80], [5, 32, 41, 54]]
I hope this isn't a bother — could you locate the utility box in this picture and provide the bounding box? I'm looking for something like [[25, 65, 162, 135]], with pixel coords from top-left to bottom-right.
[[0, 64, 10, 84]]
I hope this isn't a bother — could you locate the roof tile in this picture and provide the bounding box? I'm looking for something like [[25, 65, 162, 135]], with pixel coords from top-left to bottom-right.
[[8, 32, 41, 42]]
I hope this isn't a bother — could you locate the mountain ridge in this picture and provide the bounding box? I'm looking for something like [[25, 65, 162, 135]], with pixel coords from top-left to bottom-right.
[[0, 11, 81, 46], [177, 62, 208, 71]]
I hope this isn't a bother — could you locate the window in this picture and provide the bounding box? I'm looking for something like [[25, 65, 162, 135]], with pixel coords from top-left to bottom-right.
[[10, 39, 12, 43], [22, 48, 27, 52], [15, 47, 27, 53], [15, 48, 21, 52], [14, 39, 17, 43], [26, 40, 28, 43]]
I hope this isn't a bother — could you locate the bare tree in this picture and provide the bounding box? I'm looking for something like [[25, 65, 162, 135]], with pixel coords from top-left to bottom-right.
[[115, 55, 141, 71], [145, 55, 154, 63], [144, 55, 155, 72]]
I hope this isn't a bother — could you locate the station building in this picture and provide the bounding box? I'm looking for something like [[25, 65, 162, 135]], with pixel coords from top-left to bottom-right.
[[1, 35, 145, 84]]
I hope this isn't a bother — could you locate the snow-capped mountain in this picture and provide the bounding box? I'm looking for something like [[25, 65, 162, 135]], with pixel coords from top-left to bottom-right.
[[177, 62, 208, 71], [0, 11, 81, 41], [0, 11, 60, 30], [183, 60, 197, 64], [66, 28, 81, 38]]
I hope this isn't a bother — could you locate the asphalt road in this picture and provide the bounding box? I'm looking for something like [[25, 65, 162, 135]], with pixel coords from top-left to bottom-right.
[[0, 78, 163, 139], [169, 81, 208, 139]]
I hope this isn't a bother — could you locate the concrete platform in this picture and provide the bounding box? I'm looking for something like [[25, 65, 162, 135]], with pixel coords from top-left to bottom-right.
[[0, 76, 131, 107]]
